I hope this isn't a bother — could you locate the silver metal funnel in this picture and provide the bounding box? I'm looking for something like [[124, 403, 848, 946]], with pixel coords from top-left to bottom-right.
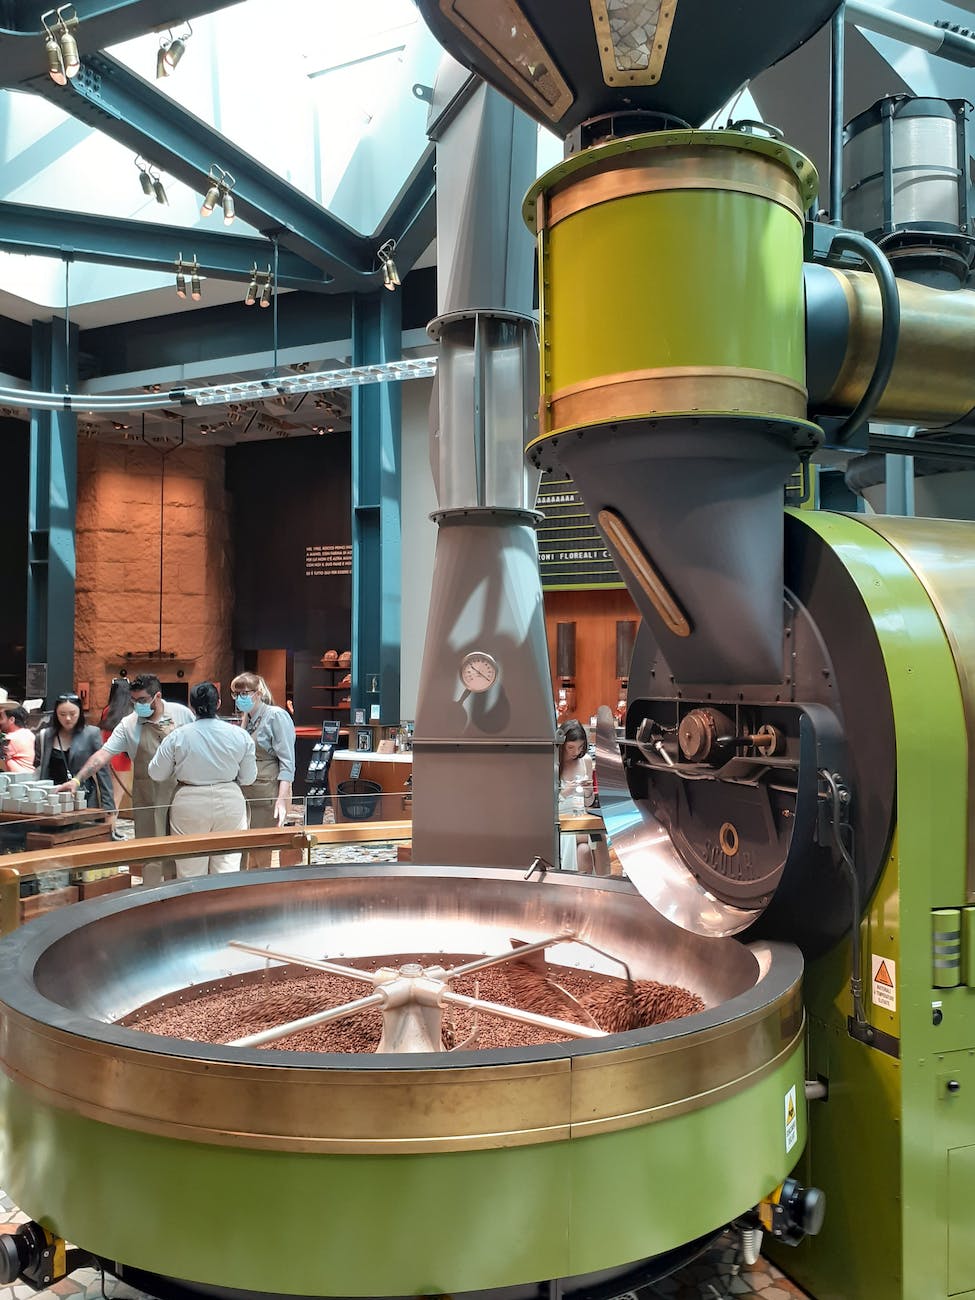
[[412, 68, 557, 868], [415, 0, 842, 136]]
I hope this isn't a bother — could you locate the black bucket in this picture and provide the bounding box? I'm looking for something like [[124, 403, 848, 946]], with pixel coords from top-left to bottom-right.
[[337, 779, 382, 821]]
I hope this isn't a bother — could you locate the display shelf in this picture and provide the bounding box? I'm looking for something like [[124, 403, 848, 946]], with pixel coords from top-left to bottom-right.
[[293, 651, 352, 728]]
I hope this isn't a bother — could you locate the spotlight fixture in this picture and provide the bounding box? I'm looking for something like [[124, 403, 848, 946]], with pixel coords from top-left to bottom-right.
[[190, 259, 202, 301], [150, 168, 168, 206], [244, 266, 273, 308], [43, 26, 65, 84], [200, 165, 236, 224], [156, 21, 192, 78], [41, 6, 79, 83], [377, 238, 400, 291], [136, 156, 168, 204], [135, 156, 154, 196], [201, 181, 220, 216], [175, 255, 187, 299]]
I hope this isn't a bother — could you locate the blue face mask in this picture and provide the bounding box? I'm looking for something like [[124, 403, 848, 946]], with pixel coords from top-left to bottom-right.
[[235, 695, 254, 713], [133, 700, 153, 719]]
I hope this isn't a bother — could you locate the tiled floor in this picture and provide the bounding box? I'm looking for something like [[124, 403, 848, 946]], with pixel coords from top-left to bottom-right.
[[0, 1185, 809, 1299]]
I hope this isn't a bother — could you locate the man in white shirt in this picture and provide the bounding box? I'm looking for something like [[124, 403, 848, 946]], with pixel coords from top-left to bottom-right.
[[64, 673, 194, 881], [149, 681, 257, 878]]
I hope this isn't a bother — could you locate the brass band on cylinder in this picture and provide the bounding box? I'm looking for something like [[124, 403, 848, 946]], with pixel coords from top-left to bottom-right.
[[548, 368, 810, 431], [542, 148, 811, 230]]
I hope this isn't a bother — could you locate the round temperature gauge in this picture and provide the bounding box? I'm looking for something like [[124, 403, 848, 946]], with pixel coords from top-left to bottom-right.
[[460, 651, 500, 694]]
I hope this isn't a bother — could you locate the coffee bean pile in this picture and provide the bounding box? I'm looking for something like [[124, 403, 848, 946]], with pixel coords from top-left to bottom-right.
[[583, 977, 705, 1032], [126, 955, 704, 1053]]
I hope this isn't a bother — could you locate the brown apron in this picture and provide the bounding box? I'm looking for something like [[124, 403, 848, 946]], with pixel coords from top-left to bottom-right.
[[239, 742, 279, 869], [241, 743, 279, 828], [131, 717, 177, 882]]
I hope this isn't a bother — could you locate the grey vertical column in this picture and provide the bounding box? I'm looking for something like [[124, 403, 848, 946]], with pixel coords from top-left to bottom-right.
[[411, 62, 557, 870], [27, 318, 78, 701], [351, 291, 402, 726]]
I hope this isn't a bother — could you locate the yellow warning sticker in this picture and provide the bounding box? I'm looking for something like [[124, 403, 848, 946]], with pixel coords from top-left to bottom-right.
[[871, 954, 896, 1012], [785, 1084, 798, 1154]]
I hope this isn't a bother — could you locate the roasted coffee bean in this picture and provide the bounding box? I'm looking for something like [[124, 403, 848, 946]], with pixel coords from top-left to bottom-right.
[[127, 957, 704, 1052]]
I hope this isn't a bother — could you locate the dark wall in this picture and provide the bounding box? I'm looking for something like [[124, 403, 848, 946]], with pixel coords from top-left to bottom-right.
[[0, 416, 30, 697], [0, 314, 31, 378], [227, 435, 352, 652]]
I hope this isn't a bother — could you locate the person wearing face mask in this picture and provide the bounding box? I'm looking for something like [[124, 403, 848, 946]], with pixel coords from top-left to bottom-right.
[[60, 673, 194, 881], [229, 672, 297, 869]]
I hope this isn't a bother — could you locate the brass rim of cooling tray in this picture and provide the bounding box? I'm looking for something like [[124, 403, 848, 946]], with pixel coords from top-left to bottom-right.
[[0, 968, 803, 1154]]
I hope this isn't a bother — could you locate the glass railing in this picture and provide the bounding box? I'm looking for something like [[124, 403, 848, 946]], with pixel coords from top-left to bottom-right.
[[0, 789, 619, 934], [0, 799, 414, 936]]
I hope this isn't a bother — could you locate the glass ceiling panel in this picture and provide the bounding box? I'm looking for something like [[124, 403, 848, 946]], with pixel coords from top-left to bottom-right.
[[0, 0, 439, 310], [107, 0, 437, 227]]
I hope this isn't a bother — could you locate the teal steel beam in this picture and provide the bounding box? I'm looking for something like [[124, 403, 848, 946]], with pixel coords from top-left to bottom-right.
[[25, 53, 380, 287], [0, 201, 332, 292], [351, 292, 402, 726], [27, 317, 78, 703], [374, 146, 437, 274]]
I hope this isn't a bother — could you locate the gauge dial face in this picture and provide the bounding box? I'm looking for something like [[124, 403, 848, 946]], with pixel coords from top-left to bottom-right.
[[460, 651, 500, 693]]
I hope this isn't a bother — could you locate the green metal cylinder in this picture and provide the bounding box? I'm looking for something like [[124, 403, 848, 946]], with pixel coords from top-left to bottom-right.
[[0, 1043, 806, 1296], [523, 130, 819, 456]]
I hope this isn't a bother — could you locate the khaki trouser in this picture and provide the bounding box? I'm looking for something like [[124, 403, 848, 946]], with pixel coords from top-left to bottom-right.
[[170, 782, 248, 878]]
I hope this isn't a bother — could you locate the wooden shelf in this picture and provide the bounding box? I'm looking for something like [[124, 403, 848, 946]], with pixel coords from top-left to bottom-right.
[[0, 809, 111, 827]]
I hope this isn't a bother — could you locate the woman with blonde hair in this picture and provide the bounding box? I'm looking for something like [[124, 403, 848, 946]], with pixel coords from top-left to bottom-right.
[[230, 671, 297, 868]]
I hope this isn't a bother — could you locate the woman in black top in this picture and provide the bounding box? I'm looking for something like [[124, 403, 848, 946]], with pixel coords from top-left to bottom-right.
[[34, 693, 115, 811]]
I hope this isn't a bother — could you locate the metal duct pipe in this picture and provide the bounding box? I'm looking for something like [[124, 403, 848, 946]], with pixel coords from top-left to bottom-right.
[[412, 67, 556, 870], [806, 262, 975, 430], [846, 0, 975, 67]]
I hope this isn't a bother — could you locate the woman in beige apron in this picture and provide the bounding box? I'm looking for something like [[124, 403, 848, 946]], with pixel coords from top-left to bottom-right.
[[231, 673, 297, 869], [131, 713, 179, 884]]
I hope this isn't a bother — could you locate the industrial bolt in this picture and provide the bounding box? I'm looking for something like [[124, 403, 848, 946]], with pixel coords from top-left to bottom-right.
[[947, 1079, 961, 1093]]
